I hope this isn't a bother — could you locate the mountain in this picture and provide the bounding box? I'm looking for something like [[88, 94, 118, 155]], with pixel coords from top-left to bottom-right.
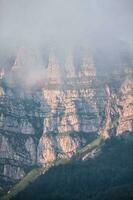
[[11, 135, 133, 200], [0, 46, 133, 199]]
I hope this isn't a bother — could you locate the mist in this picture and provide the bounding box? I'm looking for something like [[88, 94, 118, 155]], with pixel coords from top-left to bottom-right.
[[1, 0, 133, 47], [0, 0, 133, 84]]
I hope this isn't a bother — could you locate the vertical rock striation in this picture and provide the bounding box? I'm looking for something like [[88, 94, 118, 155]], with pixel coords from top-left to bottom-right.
[[0, 47, 132, 187]]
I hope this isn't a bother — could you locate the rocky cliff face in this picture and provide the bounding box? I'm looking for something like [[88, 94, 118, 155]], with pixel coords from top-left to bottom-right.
[[0, 48, 132, 188], [0, 86, 44, 185], [99, 77, 133, 138]]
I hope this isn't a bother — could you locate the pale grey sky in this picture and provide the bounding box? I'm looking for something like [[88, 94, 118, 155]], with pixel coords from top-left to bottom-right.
[[0, 0, 133, 85], [0, 0, 133, 49]]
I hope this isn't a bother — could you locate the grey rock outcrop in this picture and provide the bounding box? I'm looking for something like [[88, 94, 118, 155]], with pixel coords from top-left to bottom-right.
[[0, 48, 132, 188]]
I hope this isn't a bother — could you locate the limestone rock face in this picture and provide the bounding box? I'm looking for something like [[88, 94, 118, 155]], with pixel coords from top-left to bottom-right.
[[0, 87, 44, 184], [0, 48, 133, 188], [65, 54, 76, 78], [41, 88, 99, 133], [116, 79, 133, 135], [46, 52, 61, 84], [100, 77, 133, 138], [37, 87, 100, 165], [37, 134, 81, 165], [12, 47, 43, 71], [79, 52, 96, 77]]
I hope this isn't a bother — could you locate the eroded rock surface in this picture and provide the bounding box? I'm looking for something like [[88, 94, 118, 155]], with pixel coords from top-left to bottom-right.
[[0, 48, 132, 188]]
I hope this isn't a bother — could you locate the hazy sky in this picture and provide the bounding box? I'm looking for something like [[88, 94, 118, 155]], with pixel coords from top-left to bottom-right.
[[0, 0, 133, 49], [0, 0, 133, 85]]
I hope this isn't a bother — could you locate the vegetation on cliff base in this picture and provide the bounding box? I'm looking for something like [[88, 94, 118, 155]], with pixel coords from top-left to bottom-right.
[[11, 134, 133, 200]]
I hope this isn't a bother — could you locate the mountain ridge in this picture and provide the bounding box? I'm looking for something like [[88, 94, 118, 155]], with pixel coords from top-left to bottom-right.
[[0, 47, 132, 197]]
